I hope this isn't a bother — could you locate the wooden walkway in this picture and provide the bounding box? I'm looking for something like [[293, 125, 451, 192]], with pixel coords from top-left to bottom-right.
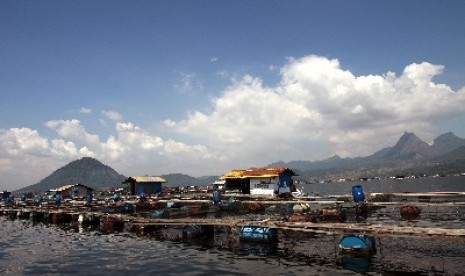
[[3, 192, 465, 242], [116, 215, 465, 241]]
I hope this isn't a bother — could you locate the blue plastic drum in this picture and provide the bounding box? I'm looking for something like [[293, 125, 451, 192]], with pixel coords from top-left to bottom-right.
[[240, 226, 278, 243], [352, 185, 365, 202]]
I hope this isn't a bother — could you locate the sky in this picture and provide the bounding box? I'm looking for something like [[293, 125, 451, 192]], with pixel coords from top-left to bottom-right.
[[1, 0, 465, 191]]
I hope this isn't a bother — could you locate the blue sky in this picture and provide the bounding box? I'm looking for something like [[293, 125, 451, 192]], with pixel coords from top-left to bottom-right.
[[1, 1, 465, 190]]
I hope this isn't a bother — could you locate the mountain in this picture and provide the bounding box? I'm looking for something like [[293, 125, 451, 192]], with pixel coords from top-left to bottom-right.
[[14, 158, 219, 195], [15, 157, 127, 194], [433, 132, 465, 155], [161, 173, 218, 187], [435, 146, 465, 162], [13, 131, 465, 194], [271, 132, 465, 181], [383, 132, 435, 160]]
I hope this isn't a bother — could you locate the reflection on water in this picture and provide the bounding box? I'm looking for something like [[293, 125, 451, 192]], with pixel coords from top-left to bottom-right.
[[339, 256, 371, 274], [1, 217, 465, 275]]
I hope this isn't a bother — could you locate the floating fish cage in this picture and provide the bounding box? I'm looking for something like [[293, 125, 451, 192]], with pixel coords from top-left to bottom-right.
[[400, 205, 421, 220], [239, 226, 278, 243], [150, 209, 170, 218], [240, 242, 278, 256], [182, 225, 214, 238]]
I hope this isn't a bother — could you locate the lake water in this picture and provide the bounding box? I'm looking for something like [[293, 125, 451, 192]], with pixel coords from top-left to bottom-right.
[[300, 175, 465, 196], [1, 176, 465, 275]]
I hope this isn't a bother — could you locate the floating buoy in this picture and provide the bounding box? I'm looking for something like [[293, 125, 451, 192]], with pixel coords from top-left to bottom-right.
[[339, 235, 375, 257], [239, 226, 278, 243], [182, 225, 214, 238], [400, 205, 421, 220], [352, 185, 365, 202], [212, 190, 222, 205], [150, 209, 169, 218], [287, 213, 309, 222], [167, 201, 181, 208]]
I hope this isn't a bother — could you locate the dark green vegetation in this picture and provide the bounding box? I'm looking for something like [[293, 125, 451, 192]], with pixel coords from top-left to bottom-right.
[[14, 132, 465, 194]]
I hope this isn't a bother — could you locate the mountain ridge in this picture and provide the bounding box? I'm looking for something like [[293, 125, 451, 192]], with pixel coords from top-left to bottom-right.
[[270, 131, 465, 181], [14, 157, 127, 194], [13, 131, 465, 193]]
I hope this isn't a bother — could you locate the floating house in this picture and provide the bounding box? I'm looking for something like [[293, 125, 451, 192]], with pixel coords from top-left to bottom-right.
[[221, 167, 296, 197], [123, 176, 167, 196], [49, 183, 94, 199]]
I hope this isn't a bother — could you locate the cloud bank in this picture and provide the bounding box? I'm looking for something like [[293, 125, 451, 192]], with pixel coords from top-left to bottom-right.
[[1, 55, 464, 190]]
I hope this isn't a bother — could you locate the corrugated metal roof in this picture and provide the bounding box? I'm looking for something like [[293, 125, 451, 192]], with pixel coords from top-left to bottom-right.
[[221, 168, 293, 179], [129, 176, 167, 183], [221, 170, 245, 179], [50, 183, 93, 192]]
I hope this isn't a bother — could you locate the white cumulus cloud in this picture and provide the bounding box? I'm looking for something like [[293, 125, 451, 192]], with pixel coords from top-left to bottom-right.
[[79, 107, 92, 114], [45, 119, 100, 149], [101, 110, 123, 122], [1, 54, 465, 191], [167, 55, 465, 167], [174, 71, 203, 93]]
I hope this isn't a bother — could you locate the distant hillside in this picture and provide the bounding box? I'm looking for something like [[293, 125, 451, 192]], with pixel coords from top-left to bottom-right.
[[433, 132, 465, 155], [162, 173, 219, 187], [15, 157, 127, 194], [383, 132, 435, 160]]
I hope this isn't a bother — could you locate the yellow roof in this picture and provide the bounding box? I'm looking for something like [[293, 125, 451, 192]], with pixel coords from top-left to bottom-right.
[[221, 168, 293, 179]]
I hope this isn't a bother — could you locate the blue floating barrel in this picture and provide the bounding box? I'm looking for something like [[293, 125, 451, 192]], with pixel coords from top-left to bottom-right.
[[183, 225, 203, 238], [35, 195, 43, 205], [86, 193, 93, 204], [240, 226, 278, 243], [150, 209, 169, 218], [212, 190, 222, 205], [352, 185, 365, 202], [122, 203, 135, 213], [167, 201, 181, 208], [55, 194, 62, 205], [339, 235, 375, 256], [113, 193, 121, 202]]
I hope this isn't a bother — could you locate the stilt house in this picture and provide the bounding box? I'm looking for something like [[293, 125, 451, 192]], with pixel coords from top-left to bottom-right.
[[221, 167, 296, 197], [123, 176, 167, 196]]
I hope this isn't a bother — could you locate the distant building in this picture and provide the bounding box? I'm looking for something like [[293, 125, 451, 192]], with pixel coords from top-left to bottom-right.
[[123, 176, 167, 196], [212, 179, 226, 191], [49, 184, 94, 199], [221, 167, 297, 197]]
